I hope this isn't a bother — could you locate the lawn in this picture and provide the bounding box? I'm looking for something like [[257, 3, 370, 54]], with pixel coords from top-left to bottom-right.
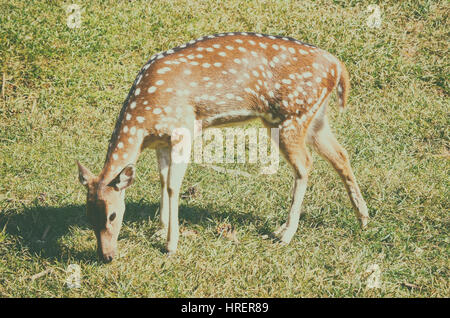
[[0, 0, 448, 297]]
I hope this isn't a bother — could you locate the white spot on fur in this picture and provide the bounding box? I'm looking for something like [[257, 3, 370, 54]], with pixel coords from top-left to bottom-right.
[[157, 67, 171, 74]]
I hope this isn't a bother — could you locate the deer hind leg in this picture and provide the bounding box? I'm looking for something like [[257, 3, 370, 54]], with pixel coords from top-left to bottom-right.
[[156, 147, 170, 238], [307, 111, 369, 227], [274, 120, 312, 244]]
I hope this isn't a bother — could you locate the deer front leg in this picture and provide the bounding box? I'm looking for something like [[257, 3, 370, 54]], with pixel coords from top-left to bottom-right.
[[156, 147, 170, 239], [166, 131, 191, 254]]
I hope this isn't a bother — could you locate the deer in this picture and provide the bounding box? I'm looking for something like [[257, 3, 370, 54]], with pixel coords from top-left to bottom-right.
[[77, 32, 370, 262]]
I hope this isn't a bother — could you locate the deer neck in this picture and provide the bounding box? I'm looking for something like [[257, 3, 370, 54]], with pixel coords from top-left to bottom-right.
[[99, 107, 146, 184]]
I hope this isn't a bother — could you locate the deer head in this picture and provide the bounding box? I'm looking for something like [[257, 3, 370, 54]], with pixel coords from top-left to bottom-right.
[[77, 161, 135, 262]]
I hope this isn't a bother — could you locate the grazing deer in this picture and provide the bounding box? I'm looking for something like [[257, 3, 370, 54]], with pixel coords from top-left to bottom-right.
[[77, 32, 369, 262]]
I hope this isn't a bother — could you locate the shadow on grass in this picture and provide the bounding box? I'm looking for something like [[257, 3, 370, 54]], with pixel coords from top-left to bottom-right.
[[0, 199, 268, 263]]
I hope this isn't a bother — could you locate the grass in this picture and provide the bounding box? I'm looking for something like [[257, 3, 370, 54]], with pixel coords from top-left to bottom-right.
[[0, 0, 448, 297]]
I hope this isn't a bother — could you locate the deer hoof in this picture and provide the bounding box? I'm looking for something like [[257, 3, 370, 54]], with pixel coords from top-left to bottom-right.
[[360, 216, 370, 229], [274, 223, 295, 244]]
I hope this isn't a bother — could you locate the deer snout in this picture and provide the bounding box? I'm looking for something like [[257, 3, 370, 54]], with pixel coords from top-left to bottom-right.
[[96, 231, 117, 263], [98, 246, 116, 263], [101, 251, 115, 263]]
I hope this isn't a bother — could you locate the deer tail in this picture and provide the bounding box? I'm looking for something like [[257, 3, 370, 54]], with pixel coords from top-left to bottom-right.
[[337, 60, 350, 111]]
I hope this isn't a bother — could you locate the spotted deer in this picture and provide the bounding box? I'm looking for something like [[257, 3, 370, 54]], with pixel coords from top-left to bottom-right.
[[77, 32, 369, 262]]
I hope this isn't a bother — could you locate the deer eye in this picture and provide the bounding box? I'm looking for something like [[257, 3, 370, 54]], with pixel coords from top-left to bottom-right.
[[109, 212, 117, 222]]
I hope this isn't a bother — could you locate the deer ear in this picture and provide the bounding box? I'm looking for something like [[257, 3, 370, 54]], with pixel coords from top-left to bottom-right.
[[108, 164, 135, 191], [77, 161, 94, 187]]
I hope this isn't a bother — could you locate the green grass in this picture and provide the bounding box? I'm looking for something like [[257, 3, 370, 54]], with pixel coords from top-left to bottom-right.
[[0, 0, 448, 297]]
